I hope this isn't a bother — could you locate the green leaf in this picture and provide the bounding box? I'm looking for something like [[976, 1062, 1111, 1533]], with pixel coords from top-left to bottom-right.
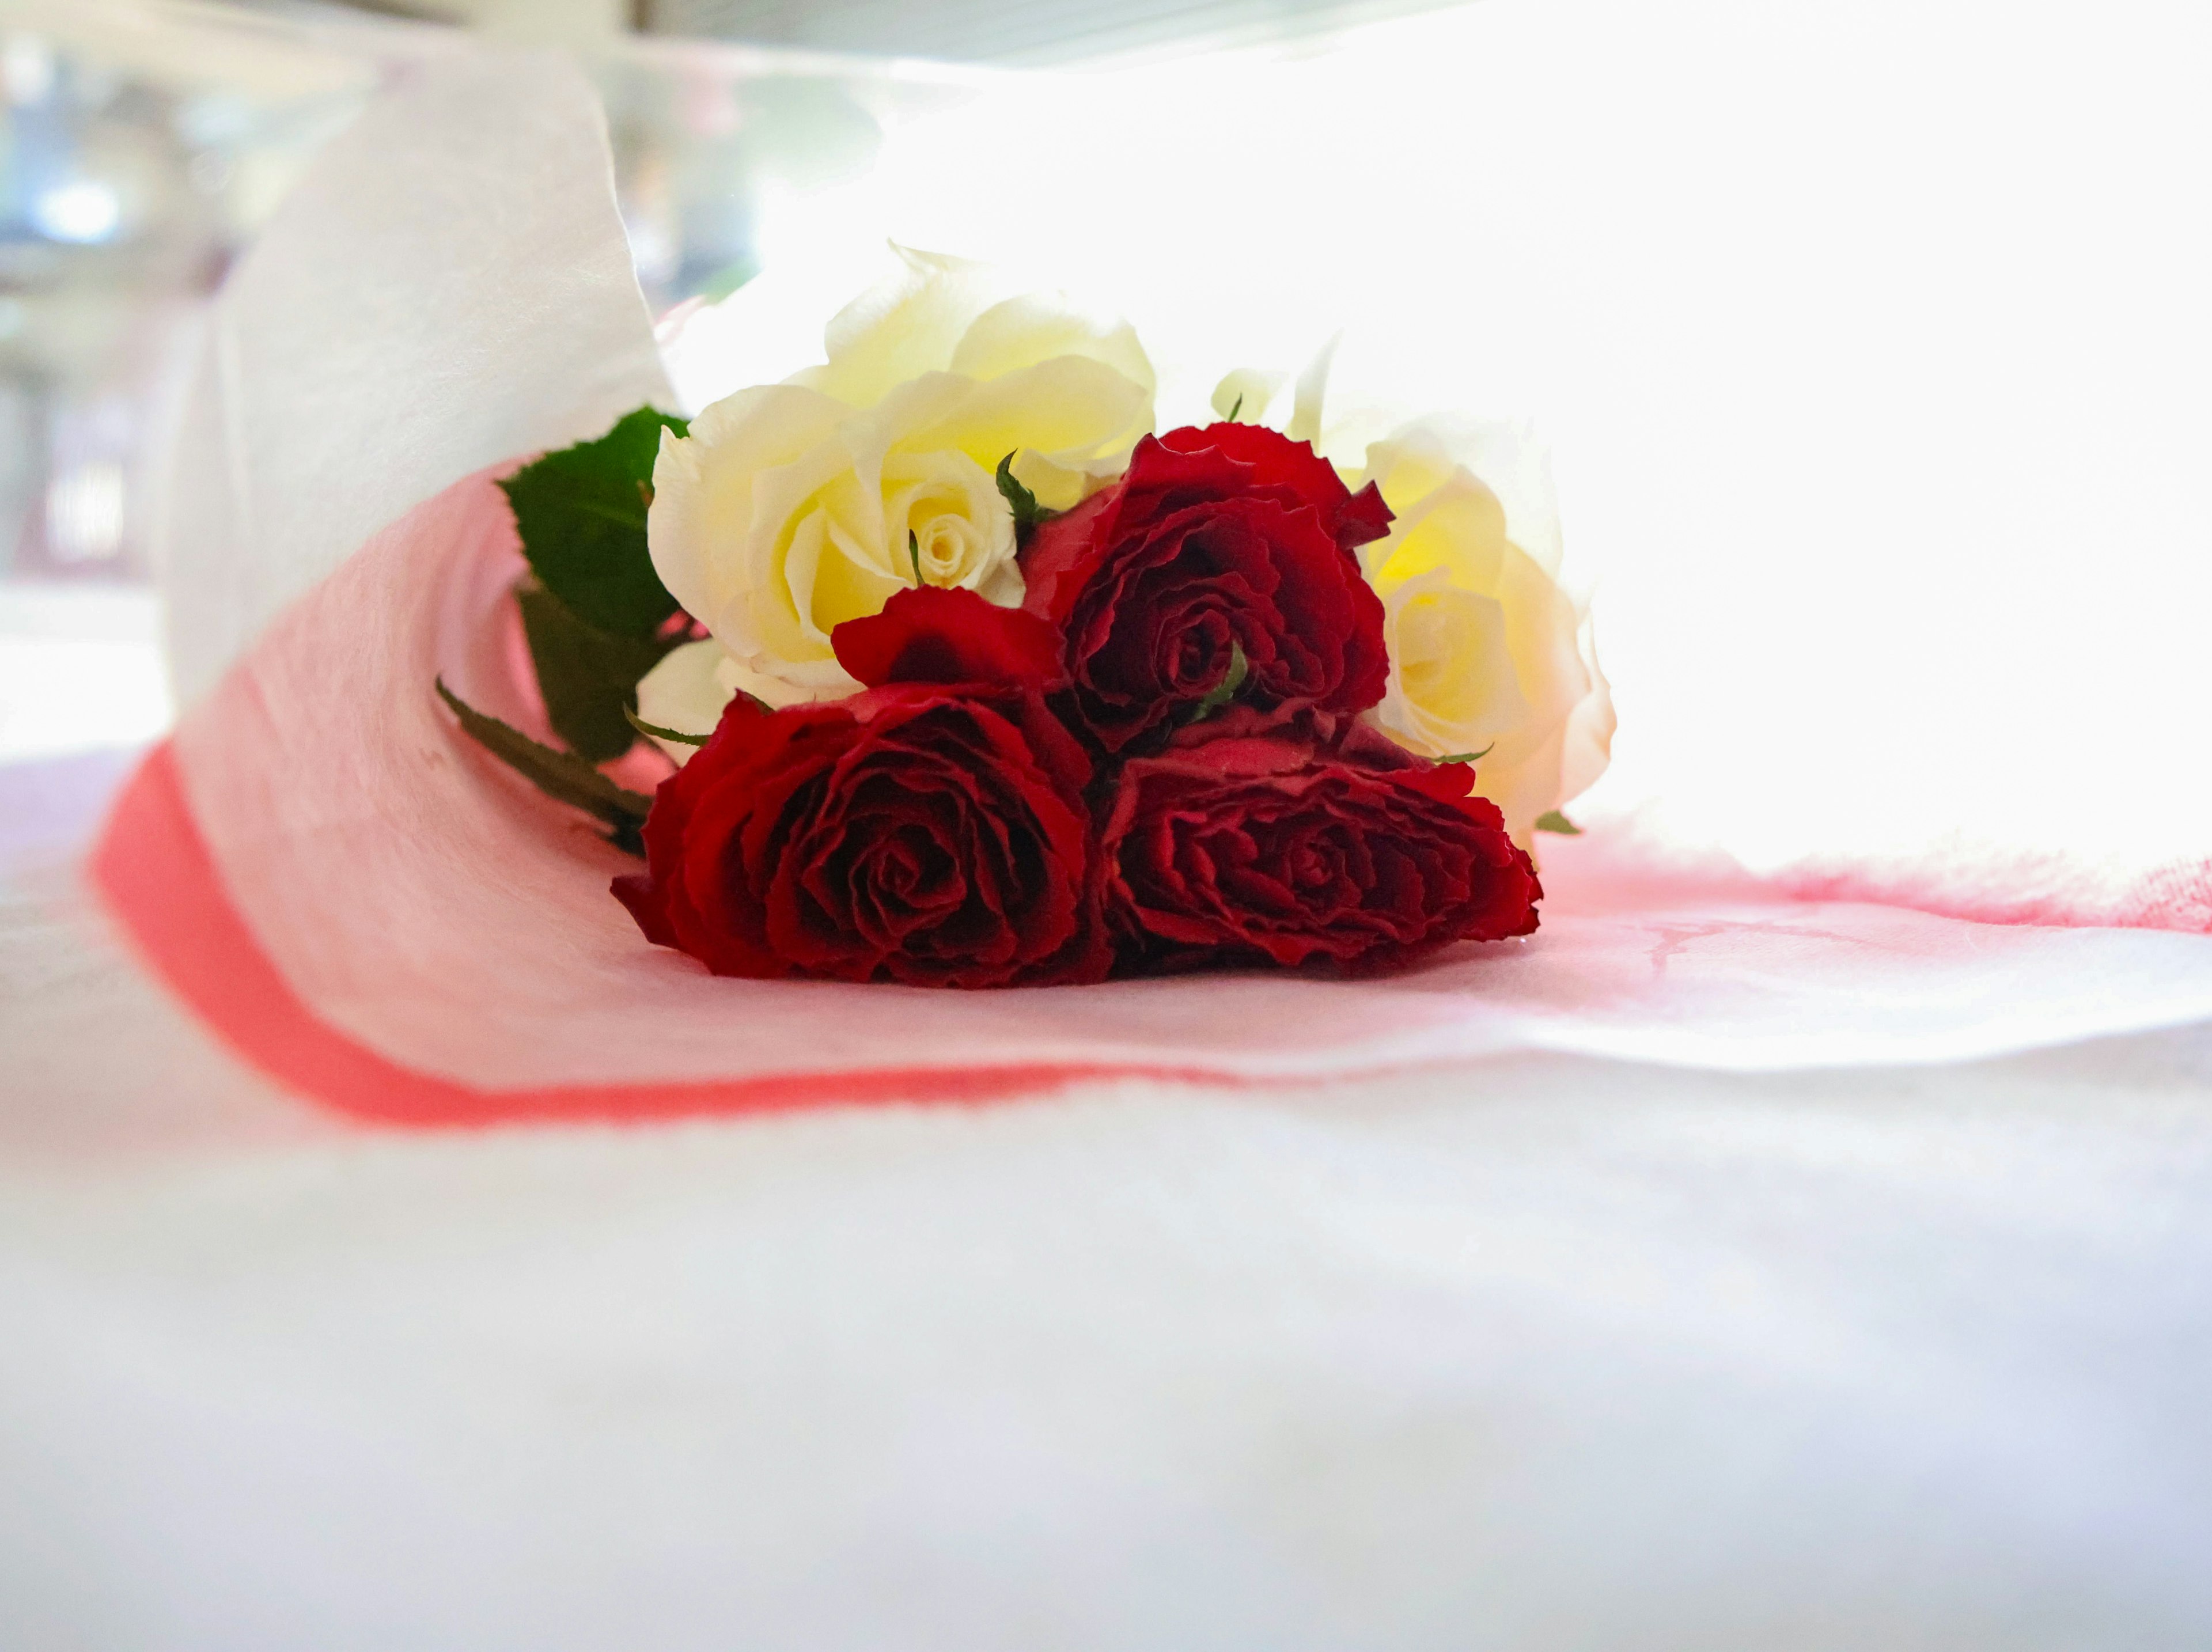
[[995, 451, 1057, 532], [516, 583, 673, 763], [498, 406, 688, 639], [435, 678, 653, 854], [626, 707, 710, 747], [1188, 639, 1249, 723], [1436, 744, 1495, 764], [1535, 809, 1583, 835], [909, 529, 923, 586], [1226, 394, 1244, 421]]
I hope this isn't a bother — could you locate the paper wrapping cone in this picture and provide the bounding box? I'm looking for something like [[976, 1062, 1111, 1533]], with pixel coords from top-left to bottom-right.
[[91, 48, 2212, 1127], [155, 50, 675, 706]]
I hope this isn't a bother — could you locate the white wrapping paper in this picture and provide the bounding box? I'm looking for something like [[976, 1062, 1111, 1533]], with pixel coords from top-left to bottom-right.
[[154, 50, 672, 707]]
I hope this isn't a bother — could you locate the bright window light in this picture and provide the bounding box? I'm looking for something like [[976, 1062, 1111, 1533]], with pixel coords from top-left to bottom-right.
[[31, 180, 122, 244]]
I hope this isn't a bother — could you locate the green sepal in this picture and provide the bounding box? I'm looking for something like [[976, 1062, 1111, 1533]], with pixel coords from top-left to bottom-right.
[[1436, 744, 1495, 764], [435, 678, 653, 855], [516, 582, 674, 763], [498, 406, 688, 639], [995, 452, 1058, 532], [1187, 639, 1249, 723], [626, 707, 710, 747], [1534, 809, 1583, 835]]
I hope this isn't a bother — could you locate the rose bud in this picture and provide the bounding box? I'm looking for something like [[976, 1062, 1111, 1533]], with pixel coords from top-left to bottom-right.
[[1100, 712, 1541, 974], [614, 588, 1109, 988], [1019, 423, 1393, 753]]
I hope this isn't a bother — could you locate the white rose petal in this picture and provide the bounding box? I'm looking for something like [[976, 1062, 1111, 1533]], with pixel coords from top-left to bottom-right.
[[1210, 367, 1286, 424], [632, 638, 730, 764], [649, 248, 1156, 706], [1357, 419, 1615, 843], [797, 246, 1001, 410], [633, 639, 823, 767]]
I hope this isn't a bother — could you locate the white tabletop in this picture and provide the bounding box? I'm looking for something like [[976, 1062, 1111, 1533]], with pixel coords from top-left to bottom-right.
[[6, 751, 2209, 1650]]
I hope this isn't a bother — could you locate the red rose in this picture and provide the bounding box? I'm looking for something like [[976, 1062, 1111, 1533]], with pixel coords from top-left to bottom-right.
[[1099, 711, 1541, 973], [613, 589, 1109, 987], [1020, 423, 1394, 753]]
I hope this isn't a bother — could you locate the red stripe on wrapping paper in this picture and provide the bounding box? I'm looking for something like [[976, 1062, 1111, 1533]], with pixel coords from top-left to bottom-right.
[[88, 742, 1233, 1128]]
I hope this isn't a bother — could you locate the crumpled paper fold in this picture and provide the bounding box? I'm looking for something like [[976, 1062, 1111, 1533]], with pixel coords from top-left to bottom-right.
[[155, 51, 673, 707]]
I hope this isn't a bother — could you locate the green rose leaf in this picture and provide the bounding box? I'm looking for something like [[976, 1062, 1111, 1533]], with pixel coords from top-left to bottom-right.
[[435, 677, 653, 855], [1435, 744, 1495, 764], [498, 405, 688, 639], [1534, 809, 1583, 835], [626, 707, 710, 747], [515, 582, 675, 764], [995, 451, 1058, 533]]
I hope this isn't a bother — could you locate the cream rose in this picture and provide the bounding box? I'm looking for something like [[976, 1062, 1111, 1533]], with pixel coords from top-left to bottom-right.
[[643, 248, 1155, 738], [1354, 420, 1613, 844]]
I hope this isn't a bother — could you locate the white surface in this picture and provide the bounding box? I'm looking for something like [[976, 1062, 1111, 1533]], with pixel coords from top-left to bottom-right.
[[0, 588, 169, 761], [3, 766, 2210, 1648]]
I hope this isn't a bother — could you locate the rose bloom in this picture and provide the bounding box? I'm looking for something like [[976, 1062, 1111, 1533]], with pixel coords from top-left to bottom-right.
[[1354, 420, 1613, 843], [614, 588, 1109, 988], [641, 247, 1156, 733], [1101, 709, 1541, 974], [1020, 423, 1393, 753]]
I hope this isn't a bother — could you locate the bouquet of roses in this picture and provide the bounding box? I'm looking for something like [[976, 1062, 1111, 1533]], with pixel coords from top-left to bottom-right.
[[440, 251, 1611, 990]]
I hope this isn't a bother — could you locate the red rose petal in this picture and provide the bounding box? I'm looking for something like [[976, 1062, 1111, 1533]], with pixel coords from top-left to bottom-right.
[[616, 683, 1109, 988], [832, 585, 1065, 692]]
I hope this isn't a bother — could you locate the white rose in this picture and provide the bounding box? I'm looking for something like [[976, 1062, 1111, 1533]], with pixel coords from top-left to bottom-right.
[[643, 248, 1154, 738], [632, 634, 756, 763], [1354, 420, 1614, 844]]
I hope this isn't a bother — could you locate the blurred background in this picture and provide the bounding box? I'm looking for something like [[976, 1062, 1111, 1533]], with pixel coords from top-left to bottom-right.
[[4, 0, 2210, 882], [0, 0, 1458, 761]]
